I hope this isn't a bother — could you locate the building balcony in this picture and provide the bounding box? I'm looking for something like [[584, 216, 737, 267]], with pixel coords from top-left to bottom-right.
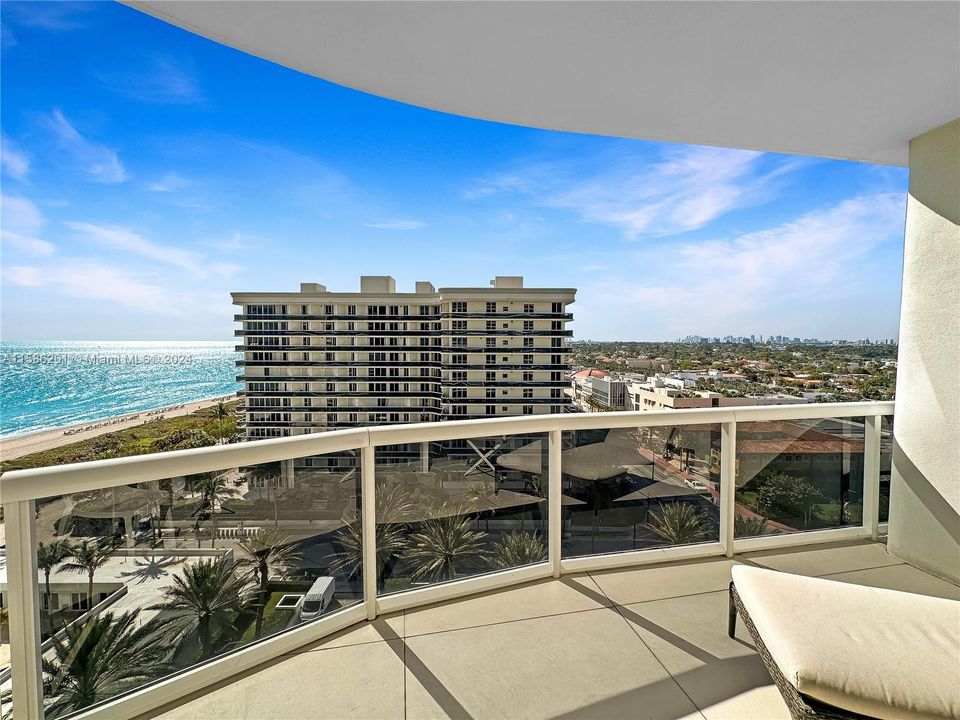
[[139, 539, 957, 720], [2, 400, 920, 720]]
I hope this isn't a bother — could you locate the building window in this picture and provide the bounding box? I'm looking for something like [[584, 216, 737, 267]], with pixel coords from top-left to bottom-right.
[[486, 405, 496, 415], [552, 338, 562, 347], [452, 320, 467, 331], [452, 337, 467, 347], [486, 354, 496, 364], [523, 388, 533, 399], [523, 355, 533, 365], [486, 320, 496, 331], [452, 388, 467, 398], [452, 301, 467, 313], [523, 371, 533, 382], [523, 320, 534, 331], [452, 354, 467, 364], [486, 387, 496, 398], [552, 302, 563, 313], [523, 405, 534, 415], [485, 301, 497, 313], [524, 303, 534, 313], [523, 337, 534, 347]]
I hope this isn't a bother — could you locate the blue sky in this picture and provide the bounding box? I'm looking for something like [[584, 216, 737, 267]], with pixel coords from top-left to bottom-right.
[[1, 1, 908, 342]]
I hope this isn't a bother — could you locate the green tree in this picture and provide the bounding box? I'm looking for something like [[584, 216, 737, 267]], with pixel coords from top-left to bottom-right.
[[193, 473, 240, 547], [489, 531, 547, 569], [757, 472, 825, 528], [61, 539, 118, 611], [403, 508, 488, 582], [37, 540, 74, 630], [238, 529, 301, 639], [644, 503, 709, 545], [734, 514, 769, 537], [328, 482, 414, 590], [152, 556, 251, 661], [214, 402, 230, 441], [42, 609, 172, 718]]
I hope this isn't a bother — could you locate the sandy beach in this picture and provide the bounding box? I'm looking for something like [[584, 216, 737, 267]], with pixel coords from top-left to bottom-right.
[[0, 394, 237, 461]]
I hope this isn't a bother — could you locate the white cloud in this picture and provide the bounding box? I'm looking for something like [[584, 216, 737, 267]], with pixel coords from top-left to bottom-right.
[[100, 57, 205, 105], [3, 261, 167, 311], [64, 221, 242, 279], [362, 219, 427, 230], [583, 193, 906, 338], [467, 146, 808, 238], [212, 234, 250, 251], [1, 3, 93, 30], [2, 231, 55, 257], [43, 109, 128, 183], [144, 172, 190, 192], [1, 195, 54, 256], [1, 134, 30, 181]]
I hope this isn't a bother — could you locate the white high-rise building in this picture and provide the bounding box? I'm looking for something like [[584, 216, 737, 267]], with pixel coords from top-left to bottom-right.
[[232, 276, 576, 440]]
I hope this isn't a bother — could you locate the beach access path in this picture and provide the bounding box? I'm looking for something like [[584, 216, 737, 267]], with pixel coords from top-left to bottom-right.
[[0, 395, 236, 462]]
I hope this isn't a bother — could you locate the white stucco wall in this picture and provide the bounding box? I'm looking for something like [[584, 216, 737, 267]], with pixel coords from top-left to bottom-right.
[[887, 119, 960, 582]]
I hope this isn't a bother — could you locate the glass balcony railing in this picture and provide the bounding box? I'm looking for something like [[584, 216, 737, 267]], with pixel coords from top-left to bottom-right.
[[0, 400, 893, 720]]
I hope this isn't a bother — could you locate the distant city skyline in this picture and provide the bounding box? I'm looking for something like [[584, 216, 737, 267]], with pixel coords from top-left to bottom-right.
[[1, 1, 908, 342]]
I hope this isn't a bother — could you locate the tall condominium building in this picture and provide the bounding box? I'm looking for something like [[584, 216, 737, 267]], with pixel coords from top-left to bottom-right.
[[233, 276, 576, 440]]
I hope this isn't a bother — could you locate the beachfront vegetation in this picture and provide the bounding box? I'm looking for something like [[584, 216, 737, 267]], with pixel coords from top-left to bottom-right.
[[1, 401, 240, 473], [43, 610, 172, 718], [151, 556, 252, 662], [238, 529, 302, 639], [402, 510, 489, 582], [644, 502, 710, 545], [489, 531, 548, 569], [60, 539, 120, 610]]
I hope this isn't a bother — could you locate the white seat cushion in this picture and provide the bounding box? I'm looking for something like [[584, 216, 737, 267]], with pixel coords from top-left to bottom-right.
[[732, 564, 960, 720]]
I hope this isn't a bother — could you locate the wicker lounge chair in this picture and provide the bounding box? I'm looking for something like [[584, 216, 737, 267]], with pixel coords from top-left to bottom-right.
[[728, 565, 960, 720]]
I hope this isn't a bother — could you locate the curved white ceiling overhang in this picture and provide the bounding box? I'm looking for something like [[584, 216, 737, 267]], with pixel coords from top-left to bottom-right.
[[128, 1, 960, 166]]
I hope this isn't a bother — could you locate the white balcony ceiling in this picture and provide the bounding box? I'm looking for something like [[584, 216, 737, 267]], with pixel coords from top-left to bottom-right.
[[129, 1, 958, 166]]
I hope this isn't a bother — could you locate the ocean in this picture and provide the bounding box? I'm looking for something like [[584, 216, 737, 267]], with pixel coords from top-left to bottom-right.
[[0, 341, 241, 438]]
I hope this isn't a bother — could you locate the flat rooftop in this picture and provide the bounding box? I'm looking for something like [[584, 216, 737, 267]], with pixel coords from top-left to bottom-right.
[[139, 540, 959, 720]]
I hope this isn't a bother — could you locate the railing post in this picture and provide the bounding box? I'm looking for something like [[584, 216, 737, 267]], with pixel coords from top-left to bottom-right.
[[548, 429, 562, 578], [360, 445, 377, 621], [719, 421, 737, 558], [4, 500, 44, 720], [862, 415, 882, 540]]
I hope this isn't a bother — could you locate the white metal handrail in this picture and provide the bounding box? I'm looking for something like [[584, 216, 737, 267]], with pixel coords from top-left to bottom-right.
[[0, 401, 894, 720], [0, 401, 892, 502]]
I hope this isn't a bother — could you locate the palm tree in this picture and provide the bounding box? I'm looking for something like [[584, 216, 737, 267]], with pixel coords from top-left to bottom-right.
[[37, 540, 73, 629], [489, 531, 547, 569], [735, 514, 769, 537], [644, 502, 709, 546], [238, 529, 301, 639], [61, 539, 118, 611], [214, 402, 230, 441], [42, 609, 172, 717], [151, 556, 251, 661], [403, 508, 488, 582], [193, 473, 240, 547], [328, 481, 414, 590]]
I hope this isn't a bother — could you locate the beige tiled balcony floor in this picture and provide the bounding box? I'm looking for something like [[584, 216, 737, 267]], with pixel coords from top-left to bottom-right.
[[142, 541, 959, 720]]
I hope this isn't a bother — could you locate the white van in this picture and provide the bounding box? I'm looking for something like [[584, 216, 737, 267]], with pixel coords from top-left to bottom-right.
[[297, 577, 336, 622]]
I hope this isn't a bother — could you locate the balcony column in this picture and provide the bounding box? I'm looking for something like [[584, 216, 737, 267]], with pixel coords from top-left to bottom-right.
[[281, 458, 295, 489], [888, 118, 960, 583]]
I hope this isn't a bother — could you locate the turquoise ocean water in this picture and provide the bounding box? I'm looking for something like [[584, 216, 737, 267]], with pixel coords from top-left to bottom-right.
[[0, 341, 240, 438]]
